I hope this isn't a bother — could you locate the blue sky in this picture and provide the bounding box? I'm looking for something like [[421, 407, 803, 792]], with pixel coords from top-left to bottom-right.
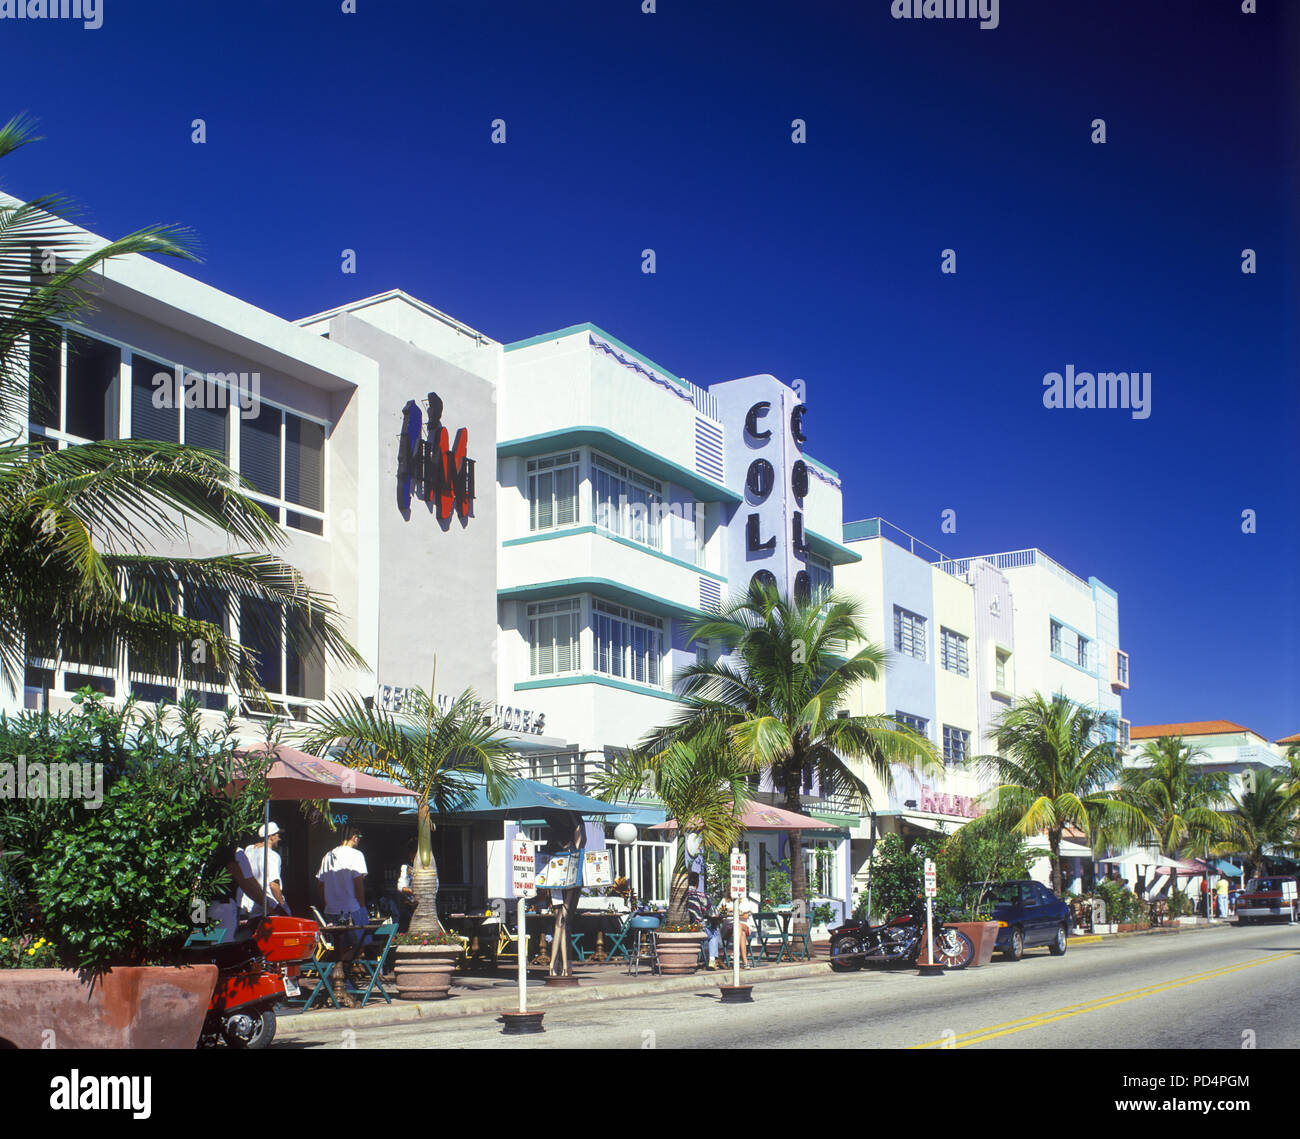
[[2, 0, 1296, 737]]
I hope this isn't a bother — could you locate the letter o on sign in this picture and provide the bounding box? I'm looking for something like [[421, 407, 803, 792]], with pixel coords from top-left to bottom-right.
[[746, 458, 774, 500], [750, 569, 777, 593], [790, 460, 808, 500]]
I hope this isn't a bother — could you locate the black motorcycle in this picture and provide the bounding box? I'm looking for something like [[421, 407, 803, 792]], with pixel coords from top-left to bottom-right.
[[828, 899, 973, 971]]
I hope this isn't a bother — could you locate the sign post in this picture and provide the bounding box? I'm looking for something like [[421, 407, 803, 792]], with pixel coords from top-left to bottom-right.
[[503, 838, 543, 1033], [920, 857, 942, 976], [720, 847, 753, 1002]]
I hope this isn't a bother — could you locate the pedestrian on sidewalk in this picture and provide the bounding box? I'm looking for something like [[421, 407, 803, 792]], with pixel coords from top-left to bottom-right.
[[1215, 874, 1230, 919], [317, 826, 369, 1008], [685, 872, 718, 969]]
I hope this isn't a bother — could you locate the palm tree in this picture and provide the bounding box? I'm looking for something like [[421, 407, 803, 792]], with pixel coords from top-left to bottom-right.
[[0, 113, 362, 699], [590, 741, 754, 925], [1212, 770, 1300, 881], [296, 686, 518, 935], [1115, 736, 1231, 862], [642, 582, 937, 931], [978, 692, 1152, 897]]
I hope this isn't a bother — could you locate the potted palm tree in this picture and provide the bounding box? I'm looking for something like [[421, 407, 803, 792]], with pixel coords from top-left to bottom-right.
[[591, 742, 751, 976], [641, 581, 937, 938], [296, 684, 517, 1000]]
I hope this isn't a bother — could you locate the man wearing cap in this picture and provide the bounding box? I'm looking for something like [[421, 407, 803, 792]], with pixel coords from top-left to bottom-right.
[[240, 822, 289, 918]]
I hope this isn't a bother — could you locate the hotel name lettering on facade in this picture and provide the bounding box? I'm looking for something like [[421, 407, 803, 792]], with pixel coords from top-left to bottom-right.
[[744, 398, 812, 600], [376, 685, 546, 735]]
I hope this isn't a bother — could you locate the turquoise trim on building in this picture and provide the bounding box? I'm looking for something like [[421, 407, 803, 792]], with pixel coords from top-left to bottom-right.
[[498, 578, 705, 623], [804, 454, 840, 480], [513, 674, 686, 703], [497, 427, 742, 505], [502, 525, 728, 582], [1049, 651, 1097, 678], [843, 518, 880, 542], [805, 528, 862, 565], [1089, 576, 1118, 599], [502, 322, 688, 390]]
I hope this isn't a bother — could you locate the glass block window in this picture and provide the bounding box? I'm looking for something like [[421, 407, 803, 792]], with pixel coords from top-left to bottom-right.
[[940, 627, 969, 676], [893, 606, 927, 661]]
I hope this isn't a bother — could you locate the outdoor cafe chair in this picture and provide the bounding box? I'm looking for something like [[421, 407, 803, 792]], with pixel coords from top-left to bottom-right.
[[601, 914, 635, 963], [291, 908, 341, 1012], [755, 912, 791, 963], [345, 921, 399, 1006]]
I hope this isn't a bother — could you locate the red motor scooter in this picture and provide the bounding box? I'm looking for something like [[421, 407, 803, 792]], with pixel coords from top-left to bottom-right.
[[188, 915, 318, 1048]]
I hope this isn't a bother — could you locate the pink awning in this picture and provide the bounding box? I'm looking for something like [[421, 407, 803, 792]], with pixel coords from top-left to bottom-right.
[[650, 802, 838, 832], [233, 744, 416, 801]]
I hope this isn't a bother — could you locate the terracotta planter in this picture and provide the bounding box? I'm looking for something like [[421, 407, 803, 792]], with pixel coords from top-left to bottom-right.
[[393, 944, 463, 1000], [0, 965, 217, 1049], [1117, 922, 1151, 933], [950, 921, 999, 967], [655, 930, 702, 976]]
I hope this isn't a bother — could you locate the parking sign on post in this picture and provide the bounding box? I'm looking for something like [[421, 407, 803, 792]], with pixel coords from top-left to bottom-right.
[[924, 858, 937, 898], [730, 850, 748, 899], [511, 838, 535, 1015]]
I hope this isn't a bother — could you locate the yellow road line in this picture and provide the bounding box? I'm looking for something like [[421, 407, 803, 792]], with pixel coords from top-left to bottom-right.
[[911, 949, 1299, 1049]]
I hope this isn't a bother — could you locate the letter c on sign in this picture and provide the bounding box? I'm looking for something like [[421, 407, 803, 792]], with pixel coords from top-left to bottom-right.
[[745, 401, 772, 442], [790, 404, 807, 445]]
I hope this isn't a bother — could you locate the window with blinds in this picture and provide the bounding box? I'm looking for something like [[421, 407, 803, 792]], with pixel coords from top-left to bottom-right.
[[239, 402, 326, 534], [893, 606, 927, 661], [131, 355, 179, 443], [807, 552, 833, 596], [1076, 634, 1089, 670], [940, 627, 969, 676], [528, 598, 580, 676], [594, 598, 663, 686], [591, 452, 662, 550], [527, 452, 579, 531], [1050, 620, 1063, 656]]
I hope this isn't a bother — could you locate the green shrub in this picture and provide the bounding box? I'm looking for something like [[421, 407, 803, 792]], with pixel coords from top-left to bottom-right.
[[0, 692, 270, 977]]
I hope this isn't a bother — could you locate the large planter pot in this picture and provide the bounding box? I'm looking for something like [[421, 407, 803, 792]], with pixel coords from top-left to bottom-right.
[[950, 921, 999, 967], [394, 944, 462, 1000], [655, 930, 702, 976], [0, 965, 217, 1049]]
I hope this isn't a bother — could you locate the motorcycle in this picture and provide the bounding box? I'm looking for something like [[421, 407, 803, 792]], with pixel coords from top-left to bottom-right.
[[187, 914, 319, 1048], [828, 899, 973, 971]]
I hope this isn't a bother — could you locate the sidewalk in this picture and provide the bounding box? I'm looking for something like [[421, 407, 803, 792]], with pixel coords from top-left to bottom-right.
[[278, 922, 1236, 1038]]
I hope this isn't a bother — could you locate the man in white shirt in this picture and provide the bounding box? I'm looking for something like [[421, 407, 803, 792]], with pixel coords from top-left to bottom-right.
[[317, 827, 368, 1008], [240, 822, 289, 918]]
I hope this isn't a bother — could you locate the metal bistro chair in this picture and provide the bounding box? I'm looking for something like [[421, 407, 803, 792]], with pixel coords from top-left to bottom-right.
[[291, 907, 340, 1012], [755, 912, 790, 963], [601, 913, 636, 964], [627, 914, 660, 976], [345, 922, 399, 1006]]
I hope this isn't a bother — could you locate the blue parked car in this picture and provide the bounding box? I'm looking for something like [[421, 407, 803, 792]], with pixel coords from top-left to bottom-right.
[[969, 881, 1071, 961]]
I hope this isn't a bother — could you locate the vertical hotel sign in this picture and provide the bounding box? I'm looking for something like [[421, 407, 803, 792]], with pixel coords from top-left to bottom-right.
[[742, 394, 812, 602], [396, 391, 475, 520]]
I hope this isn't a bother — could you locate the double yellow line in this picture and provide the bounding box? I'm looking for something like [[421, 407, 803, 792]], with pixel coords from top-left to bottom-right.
[[911, 949, 1299, 1048]]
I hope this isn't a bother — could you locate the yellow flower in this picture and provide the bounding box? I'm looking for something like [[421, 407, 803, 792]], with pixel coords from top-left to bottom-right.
[[27, 948, 35, 955]]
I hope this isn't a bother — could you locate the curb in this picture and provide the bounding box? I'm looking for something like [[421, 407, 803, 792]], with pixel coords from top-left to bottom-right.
[[277, 921, 1242, 1038], [279, 960, 833, 1036]]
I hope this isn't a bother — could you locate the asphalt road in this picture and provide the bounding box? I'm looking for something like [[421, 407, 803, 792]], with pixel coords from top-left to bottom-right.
[[274, 921, 1300, 1050]]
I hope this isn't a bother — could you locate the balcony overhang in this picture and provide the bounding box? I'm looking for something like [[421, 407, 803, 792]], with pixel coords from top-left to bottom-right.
[[805, 528, 862, 565], [498, 426, 741, 505], [498, 577, 705, 624]]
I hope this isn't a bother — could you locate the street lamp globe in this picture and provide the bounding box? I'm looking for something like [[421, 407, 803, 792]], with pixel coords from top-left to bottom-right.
[[613, 822, 638, 845]]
